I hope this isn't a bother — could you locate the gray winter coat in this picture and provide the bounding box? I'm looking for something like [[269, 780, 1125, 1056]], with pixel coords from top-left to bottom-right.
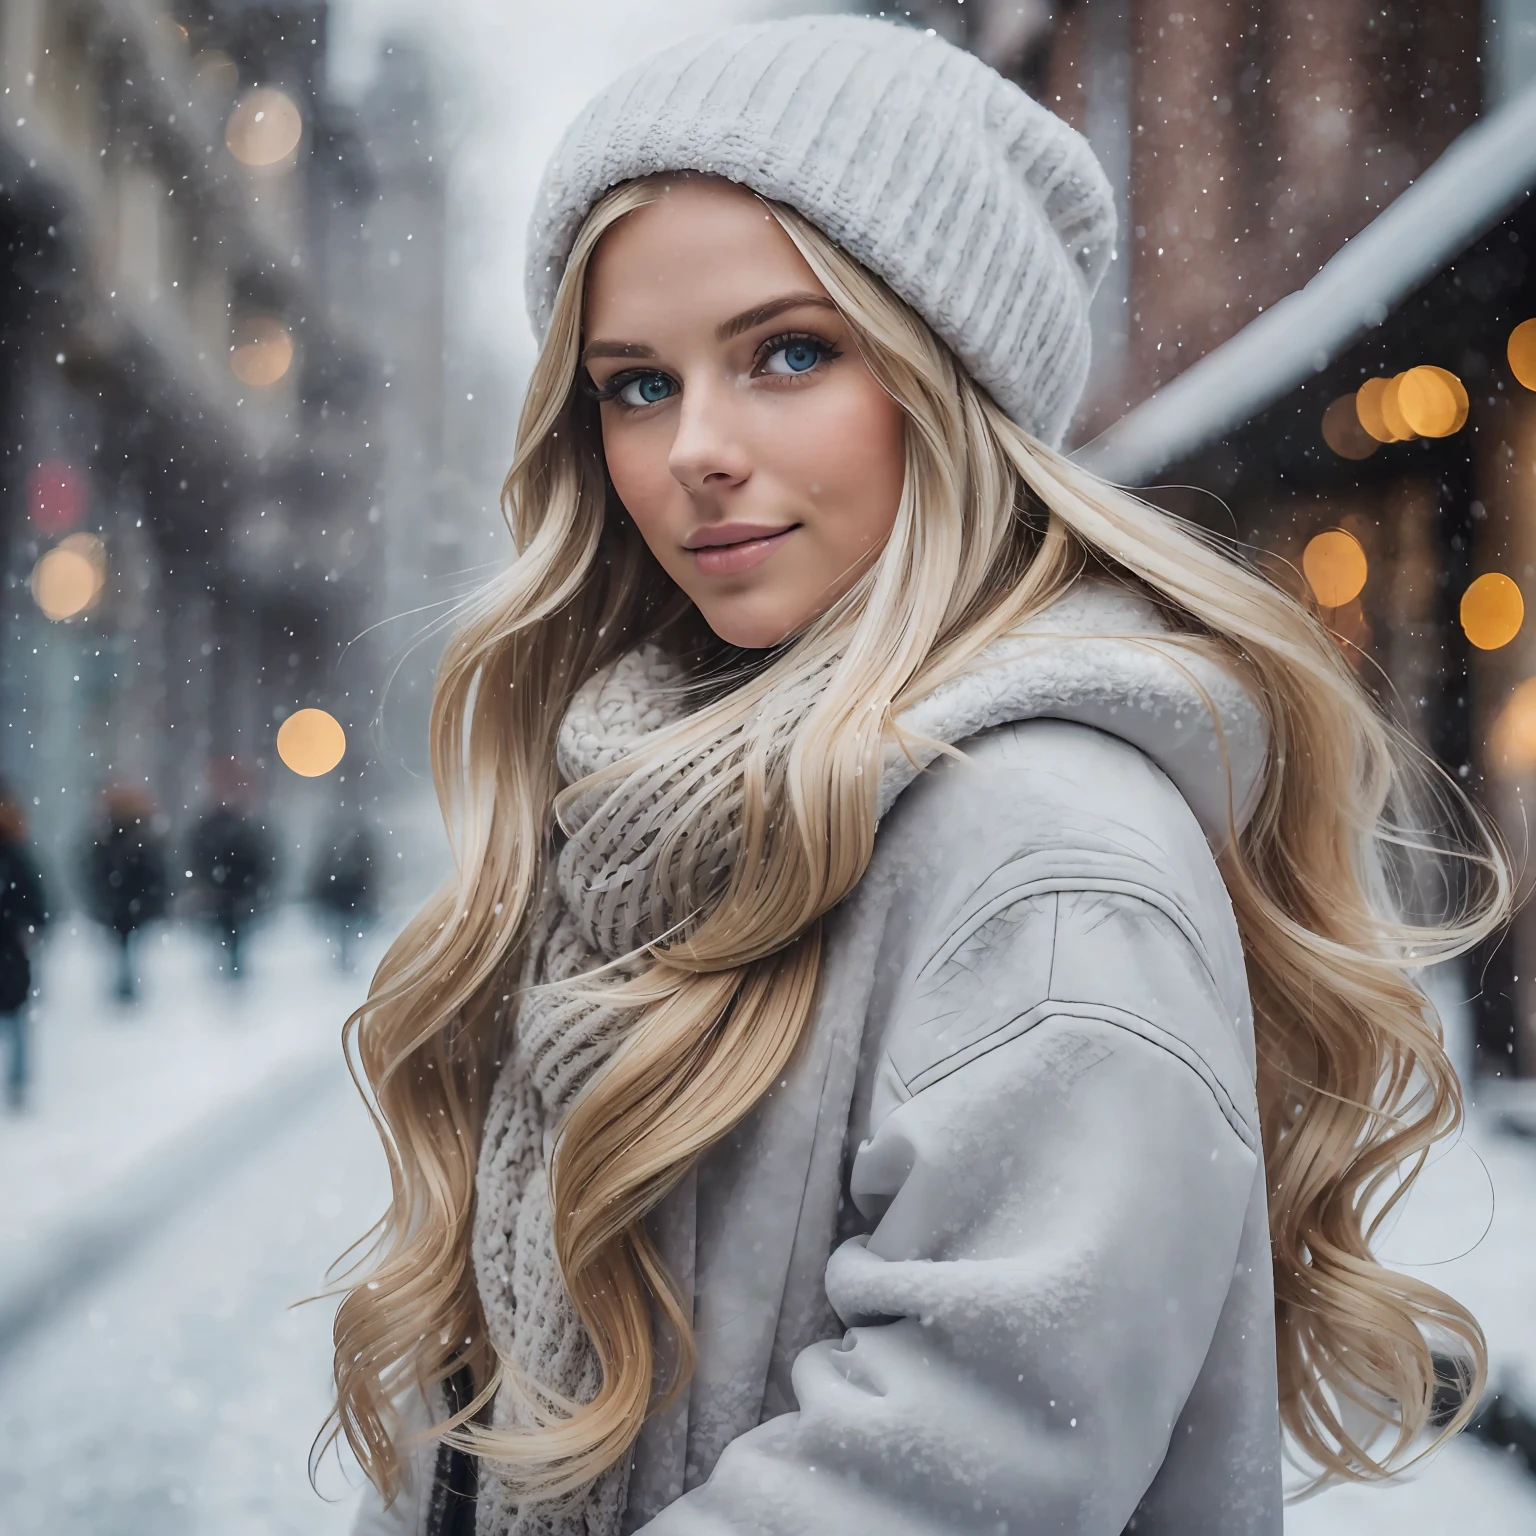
[[354, 587, 1281, 1535]]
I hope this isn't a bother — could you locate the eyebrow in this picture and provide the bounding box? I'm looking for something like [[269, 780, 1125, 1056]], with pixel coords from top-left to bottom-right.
[[580, 293, 838, 367], [715, 292, 837, 341], [580, 340, 657, 364]]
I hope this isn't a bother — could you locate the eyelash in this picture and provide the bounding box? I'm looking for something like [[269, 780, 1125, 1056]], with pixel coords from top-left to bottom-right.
[[756, 331, 842, 377], [583, 331, 843, 408]]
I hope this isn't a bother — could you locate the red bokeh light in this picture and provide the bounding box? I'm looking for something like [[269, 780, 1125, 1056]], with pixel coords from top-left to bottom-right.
[[27, 459, 85, 534]]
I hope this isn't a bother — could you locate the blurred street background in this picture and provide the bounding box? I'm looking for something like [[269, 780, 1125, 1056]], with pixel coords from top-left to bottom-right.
[[3, 0, 1536, 1530]]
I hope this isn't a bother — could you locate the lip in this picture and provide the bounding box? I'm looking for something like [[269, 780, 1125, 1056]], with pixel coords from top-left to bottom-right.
[[684, 523, 799, 577]]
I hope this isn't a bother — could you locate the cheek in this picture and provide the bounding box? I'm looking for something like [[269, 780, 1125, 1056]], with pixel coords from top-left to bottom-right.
[[788, 378, 906, 543], [600, 420, 680, 550]]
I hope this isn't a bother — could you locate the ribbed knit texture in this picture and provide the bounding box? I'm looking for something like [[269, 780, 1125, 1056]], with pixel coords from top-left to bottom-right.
[[524, 14, 1117, 447]]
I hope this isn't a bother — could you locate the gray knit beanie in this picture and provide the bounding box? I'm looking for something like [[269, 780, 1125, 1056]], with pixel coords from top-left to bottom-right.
[[525, 14, 1116, 447]]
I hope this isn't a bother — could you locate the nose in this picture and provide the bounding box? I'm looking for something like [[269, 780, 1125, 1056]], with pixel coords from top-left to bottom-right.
[[667, 376, 751, 496]]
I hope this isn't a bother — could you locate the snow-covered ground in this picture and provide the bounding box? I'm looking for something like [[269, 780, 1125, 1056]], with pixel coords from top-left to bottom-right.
[[1287, 1105, 1536, 1528], [2, 911, 1536, 1530], [0, 910, 387, 1533], [0, 1061, 382, 1534], [0, 911, 376, 1253]]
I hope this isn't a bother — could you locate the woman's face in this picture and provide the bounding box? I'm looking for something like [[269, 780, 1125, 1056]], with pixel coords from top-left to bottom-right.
[[582, 178, 908, 650]]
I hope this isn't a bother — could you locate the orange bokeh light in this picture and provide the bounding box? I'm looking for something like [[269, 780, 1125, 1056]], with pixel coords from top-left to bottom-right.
[[1322, 396, 1378, 460], [1460, 573, 1525, 651], [1492, 677, 1536, 775], [1511, 320, 1536, 392], [277, 708, 346, 777], [32, 532, 106, 621], [225, 87, 303, 167], [1395, 366, 1468, 438], [230, 316, 294, 387], [1354, 378, 1401, 443], [1303, 529, 1368, 609], [1378, 375, 1416, 442]]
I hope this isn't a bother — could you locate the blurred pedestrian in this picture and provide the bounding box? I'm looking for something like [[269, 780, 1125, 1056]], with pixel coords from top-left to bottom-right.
[[309, 815, 379, 972], [188, 763, 278, 981], [0, 788, 47, 1110], [77, 784, 169, 1003]]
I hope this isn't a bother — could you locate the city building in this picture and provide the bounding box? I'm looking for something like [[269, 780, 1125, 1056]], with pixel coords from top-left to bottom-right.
[[1080, 88, 1536, 1078], [899, 0, 1503, 433], [0, 0, 454, 890], [353, 33, 449, 780], [891, 3, 1536, 1076], [897, 0, 1536, 1075]]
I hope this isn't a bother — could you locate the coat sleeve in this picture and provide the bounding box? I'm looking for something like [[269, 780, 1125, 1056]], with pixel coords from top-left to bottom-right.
[[638, 864, 1261, 1536]]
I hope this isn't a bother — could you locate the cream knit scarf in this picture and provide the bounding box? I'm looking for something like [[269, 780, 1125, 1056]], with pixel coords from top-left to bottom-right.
[[470, 645, 695, 1536], [466, 584, 1258, 1536], [470, 641, 846, 1534]]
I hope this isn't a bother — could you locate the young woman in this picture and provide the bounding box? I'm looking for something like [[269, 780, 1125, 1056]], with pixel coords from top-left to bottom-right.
[[335, 17, 1505, 1536]]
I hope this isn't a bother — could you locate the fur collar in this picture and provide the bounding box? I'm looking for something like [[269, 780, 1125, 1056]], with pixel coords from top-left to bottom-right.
[[554, 581, 1267, 958]]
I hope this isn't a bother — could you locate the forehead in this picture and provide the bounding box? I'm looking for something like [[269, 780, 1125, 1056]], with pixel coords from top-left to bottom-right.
[[583, 179, 826, 337]]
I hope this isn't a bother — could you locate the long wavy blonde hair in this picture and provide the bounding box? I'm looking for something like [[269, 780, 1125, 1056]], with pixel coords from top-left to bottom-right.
[[328, 177, 1508, 1503]]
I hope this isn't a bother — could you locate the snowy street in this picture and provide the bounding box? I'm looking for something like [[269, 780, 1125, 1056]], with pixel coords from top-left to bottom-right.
[[0, 912, 1535, 1531], [0, 1059, 380, 1534], [0, 913, 386, 1533]]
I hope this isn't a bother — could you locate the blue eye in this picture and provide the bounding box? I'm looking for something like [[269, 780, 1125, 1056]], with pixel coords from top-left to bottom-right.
[[615, 372, 677, 407], [763, 339, 826, 376]]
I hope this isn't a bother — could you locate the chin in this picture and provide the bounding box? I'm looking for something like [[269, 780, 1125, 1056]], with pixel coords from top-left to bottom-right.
[[698, 601, 800, 651]]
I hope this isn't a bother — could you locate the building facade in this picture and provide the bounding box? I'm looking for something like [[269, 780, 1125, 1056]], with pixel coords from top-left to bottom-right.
[[897, 3, 1536, 1076], [903, 0, 1491, 431], [354, 35, 449, 780], [0, 0, 449, 890]]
